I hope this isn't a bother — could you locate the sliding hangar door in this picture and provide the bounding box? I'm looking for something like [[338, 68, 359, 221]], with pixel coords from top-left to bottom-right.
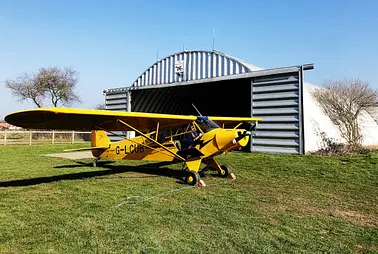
[[104, 50, 313, 154]]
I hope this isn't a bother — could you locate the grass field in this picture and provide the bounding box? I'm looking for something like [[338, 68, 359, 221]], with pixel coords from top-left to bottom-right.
[[0, 145, 377, 253]]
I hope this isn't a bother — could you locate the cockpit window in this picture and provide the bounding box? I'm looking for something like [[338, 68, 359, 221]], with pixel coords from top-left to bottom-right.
[[196, 116, 220, 133]]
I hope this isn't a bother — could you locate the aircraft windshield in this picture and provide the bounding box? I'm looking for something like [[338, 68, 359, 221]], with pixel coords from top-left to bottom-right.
[[196, 116, 220, 133]]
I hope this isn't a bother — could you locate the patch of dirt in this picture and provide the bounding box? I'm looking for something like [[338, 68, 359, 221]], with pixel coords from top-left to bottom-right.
[[41, 151, 94, 160], [330, 209, 378, 227], [253, 190, 378, 227]]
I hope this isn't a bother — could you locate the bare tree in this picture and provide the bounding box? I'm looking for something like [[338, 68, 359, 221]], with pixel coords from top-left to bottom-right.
[[5, 67, 81, 107], [313, 78, 378, 146], [5, 73, 45, 107]]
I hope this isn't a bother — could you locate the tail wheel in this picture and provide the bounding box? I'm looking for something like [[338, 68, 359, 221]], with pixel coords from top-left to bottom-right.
[[185, 171, 200, 186], [219, 165, 232, 178], [92, 158, 100, 167]]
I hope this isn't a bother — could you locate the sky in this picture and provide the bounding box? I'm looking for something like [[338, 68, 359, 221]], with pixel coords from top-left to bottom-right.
[[1, 0, 378, 119]]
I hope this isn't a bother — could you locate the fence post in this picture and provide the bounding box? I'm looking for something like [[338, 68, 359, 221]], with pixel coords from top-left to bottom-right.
[[4, 130, 7, 145], [29, 131, 32, 145], [52, 130, 55, 144], [72, 131, 75, 144]]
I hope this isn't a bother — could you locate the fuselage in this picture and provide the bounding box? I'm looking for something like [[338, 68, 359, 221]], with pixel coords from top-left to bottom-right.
[[92, 127, 250, 162]]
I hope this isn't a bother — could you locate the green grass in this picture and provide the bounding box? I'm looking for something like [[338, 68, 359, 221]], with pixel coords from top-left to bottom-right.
[[0, 145, 377, 253]]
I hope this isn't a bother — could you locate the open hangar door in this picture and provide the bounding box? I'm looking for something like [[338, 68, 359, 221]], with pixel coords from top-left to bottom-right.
[[130, 78, 252, 117], [130, 78, 252, 152]]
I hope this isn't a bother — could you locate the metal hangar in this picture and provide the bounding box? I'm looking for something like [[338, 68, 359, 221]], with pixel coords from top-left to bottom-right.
[[104, 50, 313, 154]]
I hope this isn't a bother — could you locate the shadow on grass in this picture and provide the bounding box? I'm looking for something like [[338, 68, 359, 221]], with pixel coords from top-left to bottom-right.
[[0, 161, 186, 187]]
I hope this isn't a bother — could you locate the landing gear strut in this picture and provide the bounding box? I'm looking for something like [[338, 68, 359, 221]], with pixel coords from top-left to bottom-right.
[[203, 157, 233, 178]]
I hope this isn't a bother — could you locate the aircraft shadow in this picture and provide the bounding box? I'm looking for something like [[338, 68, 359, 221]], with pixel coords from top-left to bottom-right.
[[0, 161, 186, 188]]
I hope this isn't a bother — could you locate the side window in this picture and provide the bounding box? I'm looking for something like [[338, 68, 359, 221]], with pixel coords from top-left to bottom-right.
[[196, 120, 211, 133]]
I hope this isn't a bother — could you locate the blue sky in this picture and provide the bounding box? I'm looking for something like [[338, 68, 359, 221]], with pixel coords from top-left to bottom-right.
[[1, 0, 377, 119]]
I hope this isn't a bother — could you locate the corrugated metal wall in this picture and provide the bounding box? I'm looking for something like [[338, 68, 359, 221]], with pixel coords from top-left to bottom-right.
[[104, 90, 132, 140], [251, 72, 303, 154], [131, 50, 251, 87], [105, 89, 130, 112]]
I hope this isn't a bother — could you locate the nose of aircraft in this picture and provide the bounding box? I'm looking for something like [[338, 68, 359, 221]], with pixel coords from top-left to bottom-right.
[[233, 130, 251, 147], [215, 129, 251, 151]]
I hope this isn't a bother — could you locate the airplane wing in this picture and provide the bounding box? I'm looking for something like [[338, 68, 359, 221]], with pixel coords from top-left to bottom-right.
[[208, 116, 261, 127], [5, 108, 197, 132]]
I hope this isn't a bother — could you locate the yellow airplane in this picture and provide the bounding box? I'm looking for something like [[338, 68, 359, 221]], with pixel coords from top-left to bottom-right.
[[5, 108, 261, 186]]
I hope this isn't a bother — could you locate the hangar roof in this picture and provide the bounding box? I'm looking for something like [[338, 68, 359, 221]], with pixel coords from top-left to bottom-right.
[[105, 50, 263, 94]]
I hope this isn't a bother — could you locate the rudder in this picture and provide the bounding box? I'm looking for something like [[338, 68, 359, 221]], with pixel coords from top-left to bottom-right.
[[91, 130, 110, 157]]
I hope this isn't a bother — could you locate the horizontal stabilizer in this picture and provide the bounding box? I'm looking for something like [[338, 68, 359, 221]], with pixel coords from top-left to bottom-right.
[[63, 146, 109, 152]]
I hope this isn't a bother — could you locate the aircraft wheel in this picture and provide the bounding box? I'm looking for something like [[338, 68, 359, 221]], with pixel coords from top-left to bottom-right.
[[219, 165, 232, 178], [185, 171, 200, 186]]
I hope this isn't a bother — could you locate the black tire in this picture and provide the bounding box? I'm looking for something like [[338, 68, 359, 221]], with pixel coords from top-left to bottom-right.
[[185, 171, 200, 186], [219, 165, 232, 178]]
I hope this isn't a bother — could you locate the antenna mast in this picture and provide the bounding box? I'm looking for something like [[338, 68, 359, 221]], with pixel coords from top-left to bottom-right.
[[212, 28, 215, 51]]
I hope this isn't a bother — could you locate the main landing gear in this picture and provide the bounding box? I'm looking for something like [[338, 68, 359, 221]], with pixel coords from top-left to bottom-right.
[[203, 157, 234, 179], [218, 164, 232, 178], [201, 164, 233, 178], [184, 171, 200, 186], [183, 157, 235, 186]]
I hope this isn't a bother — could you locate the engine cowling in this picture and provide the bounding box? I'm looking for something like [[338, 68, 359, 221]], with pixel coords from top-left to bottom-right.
[[215, 129, 251, 152]]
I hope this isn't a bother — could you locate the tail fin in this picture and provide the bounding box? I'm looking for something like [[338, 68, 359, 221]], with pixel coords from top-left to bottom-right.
[[91, 130, 111, 157]]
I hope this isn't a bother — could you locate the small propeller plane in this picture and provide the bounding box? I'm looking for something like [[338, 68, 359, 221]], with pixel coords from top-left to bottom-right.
[[5, 108, 261, 186]]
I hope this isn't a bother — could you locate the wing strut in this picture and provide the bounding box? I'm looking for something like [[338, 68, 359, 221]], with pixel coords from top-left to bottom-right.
[[117, 119, 186, 162], [95, 127, 181, 160]]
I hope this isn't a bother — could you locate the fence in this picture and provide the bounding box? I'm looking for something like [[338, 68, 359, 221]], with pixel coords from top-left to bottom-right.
[[0, 130, 91, 146]]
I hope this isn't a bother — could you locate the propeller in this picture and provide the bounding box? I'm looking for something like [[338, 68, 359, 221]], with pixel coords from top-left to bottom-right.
[[235, 130, 252, 142], [245, 122, 257, 132], [192, 103, 202, 116]]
